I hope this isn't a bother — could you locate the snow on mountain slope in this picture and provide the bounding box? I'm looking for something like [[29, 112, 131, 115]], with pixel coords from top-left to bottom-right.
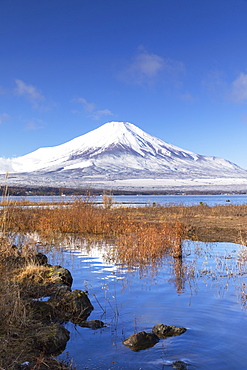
[[0, 121, 247, 181]]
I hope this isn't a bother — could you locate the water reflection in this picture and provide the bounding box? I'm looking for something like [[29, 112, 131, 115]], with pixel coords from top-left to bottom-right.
[[24, 236, 246, 369], [171, 256, 185, 294], [35, 234, 247, 308]]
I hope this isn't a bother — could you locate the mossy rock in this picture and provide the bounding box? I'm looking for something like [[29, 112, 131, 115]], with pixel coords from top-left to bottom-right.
[[28, 300, 59, 324], [123, 331, 159, 351], [4, 253, 48, 270], [172, 360, 188, 369], [17, 265, 73, 299], [49, 289, 94, 322], [33, 323, 70, 355], [27, 252, 48, 266], [76, 319, 104, 329], [152, 324, 187, 339], [48, 265, 73, 287]]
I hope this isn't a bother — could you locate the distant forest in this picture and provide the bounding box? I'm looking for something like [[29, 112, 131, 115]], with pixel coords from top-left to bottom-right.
[[0, 186, 244, 197]]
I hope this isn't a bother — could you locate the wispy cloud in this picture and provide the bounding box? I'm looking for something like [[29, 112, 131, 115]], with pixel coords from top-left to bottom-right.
[[14, 79, 56, 111], [119, 48, 185, 86], [90, 109, 114, 120], [74, 97, 114, 120], [24, 118, 46, 130], [180, 93, 194, 102], [202, 70, 247, 104], [77, 97, 96, 112], [201, 70, 227, 100], [0, 113, 10, 125], [15, 79, 44, 106], [231, 73, 247, 103]]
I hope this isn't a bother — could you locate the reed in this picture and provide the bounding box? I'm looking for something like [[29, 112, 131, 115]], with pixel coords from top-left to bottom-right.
[[2, 192, 247, 367], [0, 198, 186, 267]]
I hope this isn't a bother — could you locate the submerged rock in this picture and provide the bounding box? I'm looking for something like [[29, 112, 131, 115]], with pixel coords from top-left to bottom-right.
[[78, 319, 105, 329], [152, 324, 186, 339], [123, 331, 159, 351], [172, 360, 188, 369]]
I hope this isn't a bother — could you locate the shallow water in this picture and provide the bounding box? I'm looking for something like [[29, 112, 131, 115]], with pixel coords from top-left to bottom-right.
[[43, 239, 247, 369], [6, 193, 247, 206]]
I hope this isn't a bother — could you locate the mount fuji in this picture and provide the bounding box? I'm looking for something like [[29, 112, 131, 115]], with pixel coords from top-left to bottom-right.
[[1, 121, 247, 191]]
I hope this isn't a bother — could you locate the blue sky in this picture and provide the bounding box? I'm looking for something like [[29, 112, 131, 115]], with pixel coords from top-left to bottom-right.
[[1, 0, 247, 168]]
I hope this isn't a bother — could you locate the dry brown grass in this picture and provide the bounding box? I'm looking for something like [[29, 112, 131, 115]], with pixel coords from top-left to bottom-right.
[[0, 245, 75, 369], [113, 203, 247, 244], [1, 193, 247, 367], [0, 258, 31, 368], [2, 199, 247, 260], [0, 195, 185, 368], [108, 220, 183, 267], [0, 187, 73, 369], [1, 200, 185, 262]]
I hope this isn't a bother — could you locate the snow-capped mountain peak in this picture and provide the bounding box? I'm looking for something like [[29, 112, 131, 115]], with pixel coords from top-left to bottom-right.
[[0, 121, 246, 184]]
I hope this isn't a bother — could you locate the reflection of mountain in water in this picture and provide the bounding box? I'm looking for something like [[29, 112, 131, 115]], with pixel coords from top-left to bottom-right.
[[42, 235, 247, 300]]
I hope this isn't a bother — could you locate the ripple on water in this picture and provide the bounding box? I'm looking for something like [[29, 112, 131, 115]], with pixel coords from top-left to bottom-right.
[[40, 239, 247, 370]]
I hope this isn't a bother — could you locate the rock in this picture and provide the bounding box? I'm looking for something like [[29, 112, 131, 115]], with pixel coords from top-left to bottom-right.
[[4, 253, 48, 269], [78, 319, 105, 329], [49, 289, 94, 322], [22, 265, 73, 298], [152, 324, 186, 339], [33, 323, 70, 355], [4, 255, 26, 268], [48, 265, 73, 287], [29, 300, 58, 324], [122, 331, 159, 351], [172, 360, 188, 369], [28, 252, 48, 266]]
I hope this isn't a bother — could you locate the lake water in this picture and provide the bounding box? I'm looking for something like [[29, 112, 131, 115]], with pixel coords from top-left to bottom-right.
[[6, 193, 247, 206], [8, 193, 247, 368], [42, 238, 247, 370]]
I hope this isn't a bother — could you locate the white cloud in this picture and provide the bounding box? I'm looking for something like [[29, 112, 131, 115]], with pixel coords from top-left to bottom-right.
[[15, 79, 44, 102], [75, 97, 113, 120], [13, 79, 57, 112], [119, 48, 185, 86], [24, 118, 46, 130], [201, 70, 247, 104], [201, 70, 226, 94], [77, 97, 96, 112], [180, 93, 194, 102], [231, 73, 247, 102], [0, 113, 10, 125], [91, 109, 114, 120]]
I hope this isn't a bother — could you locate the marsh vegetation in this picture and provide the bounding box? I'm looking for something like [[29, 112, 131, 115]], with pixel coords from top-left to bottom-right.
[[1, 192, 247, 368]]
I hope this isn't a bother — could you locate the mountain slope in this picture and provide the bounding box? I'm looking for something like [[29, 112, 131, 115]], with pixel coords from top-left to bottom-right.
[[0, 122, 247, 182]]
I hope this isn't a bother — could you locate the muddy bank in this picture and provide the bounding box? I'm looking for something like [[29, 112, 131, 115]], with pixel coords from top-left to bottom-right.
[[118, 204, 247, 245], [186, 225, 247, 244]]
